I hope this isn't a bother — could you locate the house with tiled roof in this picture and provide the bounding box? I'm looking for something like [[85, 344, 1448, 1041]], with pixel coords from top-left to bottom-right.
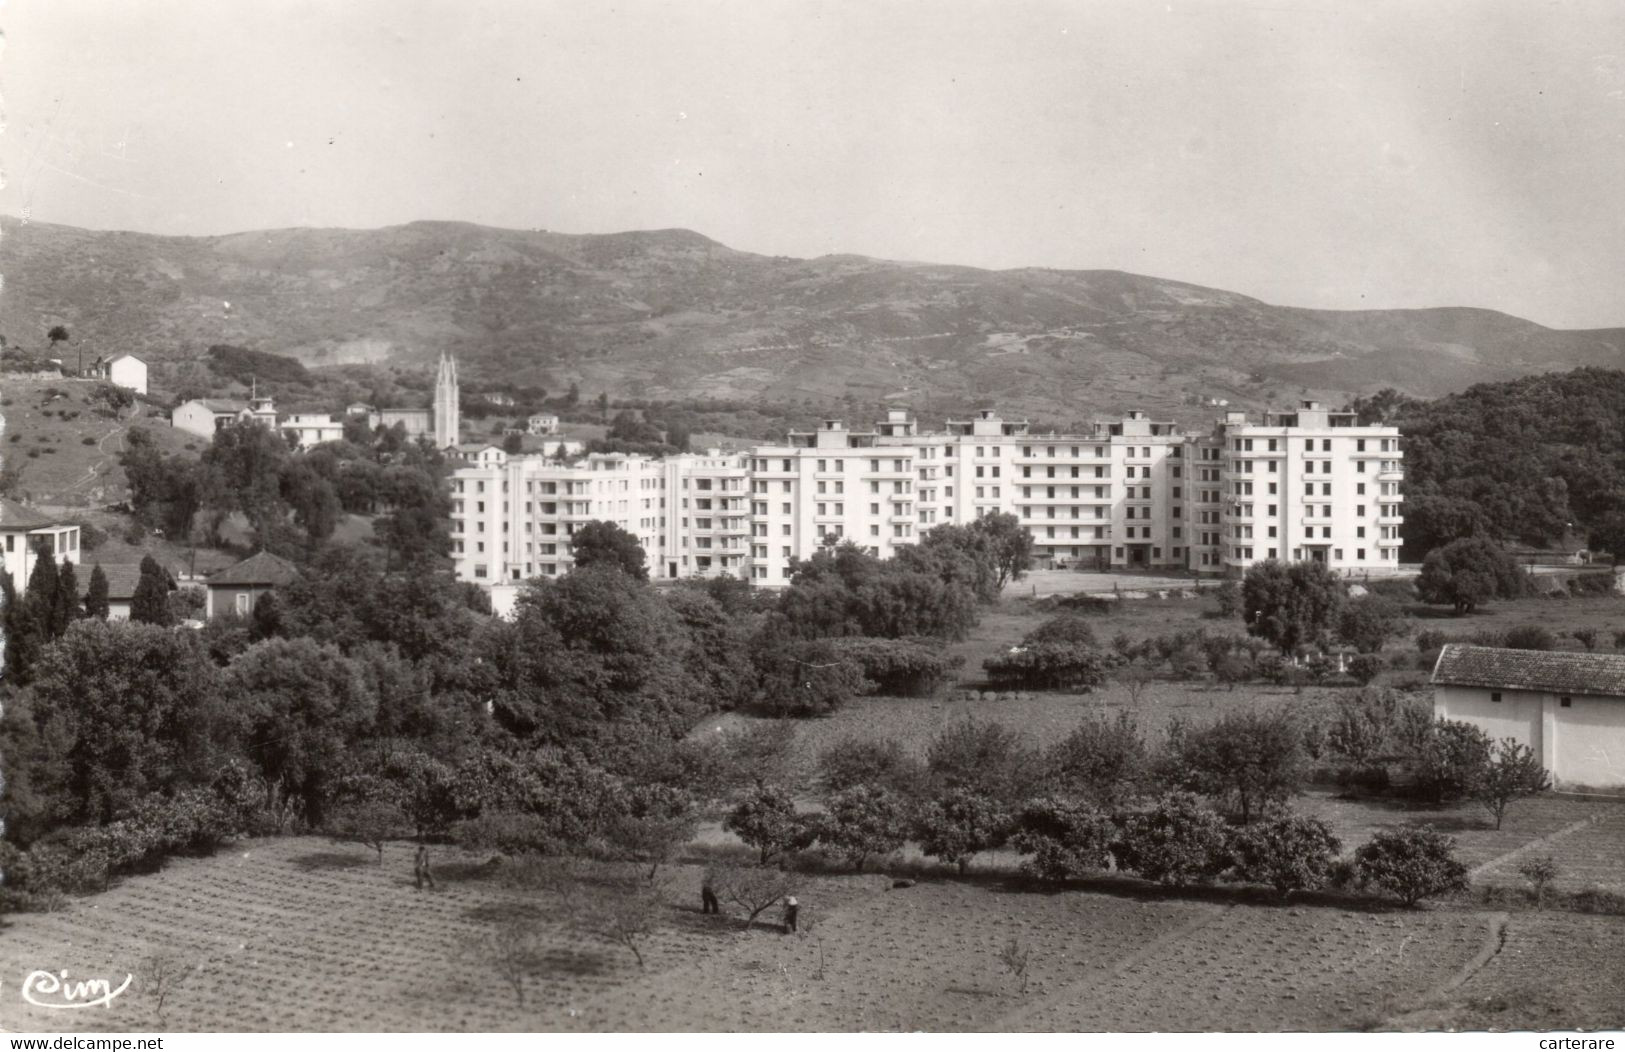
[[80, 563, 144, 621], [0, 498, 82, 594], [1432, 644, 1625, 790], [204, 550, 301, 619]]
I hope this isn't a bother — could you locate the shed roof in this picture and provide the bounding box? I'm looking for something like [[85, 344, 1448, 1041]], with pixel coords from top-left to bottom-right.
[[1431, 644, 1625, 699], [81, 563, 143, 600], [207, 550, 301, 587]]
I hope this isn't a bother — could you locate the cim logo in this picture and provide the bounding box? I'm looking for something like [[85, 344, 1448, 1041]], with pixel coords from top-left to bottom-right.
[[17, 970, 133, 1010]]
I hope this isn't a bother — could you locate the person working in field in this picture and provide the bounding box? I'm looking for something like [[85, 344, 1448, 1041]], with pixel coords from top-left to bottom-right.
[[782, 895, 799, 934], [414, 844, 437, 890], [701, 871, 721, 915]]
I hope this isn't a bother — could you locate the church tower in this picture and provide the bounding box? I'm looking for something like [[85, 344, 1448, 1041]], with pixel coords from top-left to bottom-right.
[[433, 354, 460, 448]]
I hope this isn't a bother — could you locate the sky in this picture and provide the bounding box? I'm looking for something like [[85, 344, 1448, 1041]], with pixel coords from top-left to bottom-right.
[[1, 0, 1622, 329]]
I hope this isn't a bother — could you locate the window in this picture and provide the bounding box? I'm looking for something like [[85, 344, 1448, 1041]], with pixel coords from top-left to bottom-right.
[[1491, 692, 1502, 703], [1560, 696, 1572, 708], [235, 592, 252, 615]]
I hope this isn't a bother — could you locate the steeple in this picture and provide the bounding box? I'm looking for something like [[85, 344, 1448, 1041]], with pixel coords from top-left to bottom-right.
[[433, 354, 460, 448]]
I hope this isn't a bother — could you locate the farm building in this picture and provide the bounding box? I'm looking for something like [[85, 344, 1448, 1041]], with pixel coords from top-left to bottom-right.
[[204, 550, 301, 619], [528, 412, 560, 435], [1432, 644, 1625, 791], [172, 395, 280, 439], [90, 353, 149, 396]]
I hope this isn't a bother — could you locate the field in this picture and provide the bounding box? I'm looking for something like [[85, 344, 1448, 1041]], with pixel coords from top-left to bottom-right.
[[4, 589, 1623, 1033]]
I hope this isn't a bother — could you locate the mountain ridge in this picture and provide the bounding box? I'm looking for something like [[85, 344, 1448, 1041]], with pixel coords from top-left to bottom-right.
[[2, 215, 1619, 424]]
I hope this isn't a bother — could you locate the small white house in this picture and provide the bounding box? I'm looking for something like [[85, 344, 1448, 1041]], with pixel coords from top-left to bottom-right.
[[280, 413, 346, 449], [92, 353, 148, 396], [528, 413, 560, 435], [1432, 644, 1625, 791]]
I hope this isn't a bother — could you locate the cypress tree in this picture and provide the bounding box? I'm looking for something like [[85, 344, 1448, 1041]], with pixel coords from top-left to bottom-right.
[[24, 542, 60, 628], [54, 558, 82, 633], [85, 564, 111, 620], [1, 573, 42, 684], [130, 554, 174, 626]]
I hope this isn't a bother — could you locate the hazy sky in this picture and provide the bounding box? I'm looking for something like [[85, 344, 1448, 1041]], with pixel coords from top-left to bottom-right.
[[2, 0, 1623, 328]]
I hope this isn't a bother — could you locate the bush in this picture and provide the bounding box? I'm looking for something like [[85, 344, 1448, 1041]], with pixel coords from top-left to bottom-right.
[[831, 636, 963, 696], [911, 787, 1012, 874], [1353, 826, 1468, 906], [1042, 712, 1148, 808], [1503, 624, 1556, 651], [925, 718, 1036, 803], [1415, 629, 1448, 653], [817, 736, 926, 797], [983, 642, 1114, 691], [1023, 614, 1099, 648], [1411, 718, 1491, 803], [1010, 797, 1118, 882], [1114, 793, 1230, 887], [723, 784, 819, 865], [1347, 654, 1384, 686], [1517, 855, 1560, 908], [1227, 814, 1342, 898], [817, 784, 910, 872]]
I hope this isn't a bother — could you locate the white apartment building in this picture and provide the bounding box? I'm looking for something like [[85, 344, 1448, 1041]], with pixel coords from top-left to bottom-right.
[[449, 401, 1403, 605]]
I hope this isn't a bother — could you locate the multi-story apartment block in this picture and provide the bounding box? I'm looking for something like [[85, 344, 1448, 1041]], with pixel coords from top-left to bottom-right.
[[450, 400, 1402, 610]]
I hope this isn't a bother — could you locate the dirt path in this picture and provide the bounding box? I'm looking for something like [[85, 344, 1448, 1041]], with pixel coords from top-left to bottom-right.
[[64, 400, 143, 496]]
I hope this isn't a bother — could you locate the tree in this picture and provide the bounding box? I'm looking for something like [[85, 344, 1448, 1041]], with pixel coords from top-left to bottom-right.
[[52, 559, 82, 633], [1588, 512, 1625, 565], [925, 718, 1036, 804], [31, 620, 227, 823], [983, 642, 1114, 691], [1010, 797, 1118, 882], [819, 784, 910, 871], [1042, 712, 1148, 808], [1416, 537, 1524, 614], [326, 798, 407, 862], [714, 864, 798, 929], [84, 564, 111, 620], [1241, 560, 1345, 655], [723, 784, 817, 864], [1413, 718, 1491, 804], [569, 520, 649, 580], [501, 432, 524, 455], [1503, 624, 1555, 651], [969, 512, 1033, 590], [1114, 793, 1230, 887], [1473, 738, 1551, 830], [571, 871, 664, 968], [1517, 855, 1561, 909], [1163, 708, 1307, 824], [24, 541, 62, 632], [1337, 595, 1402, 654], [1228, 814, 1342, 898], [130, 555, 174, 626], [817, 736, 926, 797], [1353, 826, 1469, 907], [912, 787, 1011, 874]]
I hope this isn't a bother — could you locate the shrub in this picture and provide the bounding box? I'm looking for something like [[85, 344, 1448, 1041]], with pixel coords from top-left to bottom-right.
[[724, 784, 819, 865], [1347, 654, 1384, 686], [1114, 793, 1230, 887], [1010, 797, 1118, 883], [1572, 628, 1599, 651], [1022, 613, 1099, 648], [1411, 718, 1491, 803], [1042, 712, 1148, 808], [818, 784, 910, 872], [1161, 708, 1307, 824], [1517, 855, 1560, 909], [1415, 629, 1448, 653], [983, 642, 1114, 691], [832, 636, 962, 696], [1338, 596, 1403, 653], [817, 736, 926, 797], [1473, 738, 1551, 830], [925, 718, 1036, 803], [1227, 814, 1342, 898], [1353, 826, 1468, 906], [1503, 624, 1556, 651], [911, 787, 1012, 874]]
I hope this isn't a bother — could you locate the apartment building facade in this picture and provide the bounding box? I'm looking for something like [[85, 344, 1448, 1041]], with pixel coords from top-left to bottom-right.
[[450, 401, 1403, 607]]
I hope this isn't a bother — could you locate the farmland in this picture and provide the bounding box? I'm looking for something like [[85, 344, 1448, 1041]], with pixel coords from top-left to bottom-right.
[[3, 587, 1623, 1033]]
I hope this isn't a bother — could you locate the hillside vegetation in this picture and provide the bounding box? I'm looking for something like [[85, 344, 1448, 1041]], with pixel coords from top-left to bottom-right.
[[3, 216, 1621, 424]]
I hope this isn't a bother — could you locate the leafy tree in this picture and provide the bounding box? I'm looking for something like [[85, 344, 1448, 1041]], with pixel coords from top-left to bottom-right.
[[47, 324, 69, 347], [1010, 797, 1118, 882], [819, 784, 910, 871], [1347, 654, 1384, 686], [749, 628, 866, 717], [830, 636, 962, 696], [1042, 712, 1148, 808], [1416, 537, 1525, 614], [31, 620, 227, 823], [84, 564, 111, 620], [1503, 624, 1555, 651], [228, 638, 378, 826], [1228, 814, 1342, 898], [1337, 595, 1402, 654], [723, 784, 817, 865], [1413, 718, 1492, 804], [1114, 793, 1230, 887], [1473, 738, 1551, 830], [130, 555, 175, 626], [912, 786, 1010, 874], [925, 718, 1035, 804], [326, 798, 407, 862], [200, 419, 293, 545], [1162, 709, 1306, 824], [1353, 826, 1468, 906], [1588, 511, 1625, 565], [1517, 855, 1561, 908], [1401, 494, 1492, 561], [570, 520, 649, 580], [817, 736, 926, 797], [1241, 560, 1345, 655], [970, 512, 1034, 590]]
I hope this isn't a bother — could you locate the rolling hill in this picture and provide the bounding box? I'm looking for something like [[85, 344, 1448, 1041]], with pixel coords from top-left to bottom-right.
[[3, 215, 1620, 424]]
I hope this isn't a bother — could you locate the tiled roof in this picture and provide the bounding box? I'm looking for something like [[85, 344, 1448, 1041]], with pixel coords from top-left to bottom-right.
[[1432, 644, 1625, 698], [193, 399, 246, 413], [81, 563, 143, 600], [0, 498, 64, 530], [207, 550, 301, 587]]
